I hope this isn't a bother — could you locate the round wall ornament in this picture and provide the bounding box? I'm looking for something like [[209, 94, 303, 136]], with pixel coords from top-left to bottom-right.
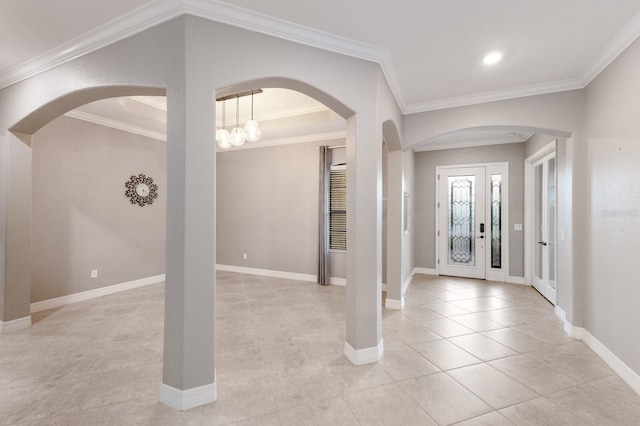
[[125, 174, 158, 207]]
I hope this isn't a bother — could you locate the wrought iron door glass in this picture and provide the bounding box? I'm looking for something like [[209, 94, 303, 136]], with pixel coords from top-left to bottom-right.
[[448, 176, 476, 266], [490, 174, 502, 269]]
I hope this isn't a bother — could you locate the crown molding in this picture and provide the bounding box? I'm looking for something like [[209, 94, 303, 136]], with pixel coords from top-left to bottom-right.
[[0, 0, 181, 90], [405, 78, 583, 114], [217, 131, 346, 152], [65, 110, 167, 141], [414, 134, 532, 152], [580, 9, 640, 86], [2, 0, 640, 115], [130, 96, 167, 111]]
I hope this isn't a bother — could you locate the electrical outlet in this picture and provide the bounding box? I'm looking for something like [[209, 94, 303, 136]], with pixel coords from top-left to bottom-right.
[[514, 224, 523, 231], [243, 253, 248, 260], [91, 269, 98, 278]]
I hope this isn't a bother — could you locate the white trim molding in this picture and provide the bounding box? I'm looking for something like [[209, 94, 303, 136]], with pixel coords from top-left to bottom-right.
[[0, 316, 32, 333], [30, 274, 165, 313], [65, 110, 167, 141], [506, 276, 528, 285], [160, 382, 217, 411], [344, 339, 383, 366], [555, 307, 640, 395], [412, 267, 436, 276], [385, 298, 404, 310], [215, 264, 345, 286]]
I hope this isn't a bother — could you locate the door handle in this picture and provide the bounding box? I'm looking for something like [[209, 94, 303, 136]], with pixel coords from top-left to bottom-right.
[[537, 241, 547, 246], [476, 235, 484, 239]]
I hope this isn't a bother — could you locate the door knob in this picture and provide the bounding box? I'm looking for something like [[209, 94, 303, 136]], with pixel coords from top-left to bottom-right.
[[537, 241, 547, 246], [477, 235, 484, 239]]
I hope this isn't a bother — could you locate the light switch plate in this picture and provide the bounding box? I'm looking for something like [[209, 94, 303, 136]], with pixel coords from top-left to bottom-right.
[[514, 224, 523, 231]]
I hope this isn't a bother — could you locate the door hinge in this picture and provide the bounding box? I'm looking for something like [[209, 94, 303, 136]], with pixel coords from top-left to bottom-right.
[[437, 230, 440, 236], [437, 259, 440, 265], [437, 174, 440, 180], [437, 202, 440, 208]]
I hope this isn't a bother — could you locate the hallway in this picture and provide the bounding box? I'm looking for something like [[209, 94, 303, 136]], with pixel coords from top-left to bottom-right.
[[1, 272, 638, 425]]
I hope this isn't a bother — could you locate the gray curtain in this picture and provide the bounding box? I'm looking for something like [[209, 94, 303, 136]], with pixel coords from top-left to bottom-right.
[[318, 146, 332, 285]]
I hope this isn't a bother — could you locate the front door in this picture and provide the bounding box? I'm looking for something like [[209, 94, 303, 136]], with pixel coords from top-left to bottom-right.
[[438, 167, 487, 279], [532, 152, 557, 303]]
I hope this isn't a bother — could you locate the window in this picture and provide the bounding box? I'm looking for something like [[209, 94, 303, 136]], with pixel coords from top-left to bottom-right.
[[329, 165, 346, 251]]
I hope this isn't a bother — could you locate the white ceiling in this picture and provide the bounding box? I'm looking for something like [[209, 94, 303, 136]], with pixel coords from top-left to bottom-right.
[[2, 0, 640, 114]]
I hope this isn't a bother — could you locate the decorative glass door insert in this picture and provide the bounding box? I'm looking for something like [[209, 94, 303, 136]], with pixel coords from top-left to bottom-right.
[[448, 176, 476, 266]]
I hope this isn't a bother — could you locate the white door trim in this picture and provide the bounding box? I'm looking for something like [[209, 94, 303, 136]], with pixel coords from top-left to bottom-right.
[[524, 140, 556, 291], [435, 162, 509, 281]]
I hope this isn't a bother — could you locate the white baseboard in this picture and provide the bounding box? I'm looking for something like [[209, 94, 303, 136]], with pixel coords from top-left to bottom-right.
[[160, 382, 217, 411], [216, 264, 345, 287], [583, 330, 640, 396], [412, 267, 436, 275], [0, 316, 32, 333], [555, 306, 639, 395], [402, 273, 414, 296], [344, 339, 383, 366], [30, 274, 166, 314], [506, 276, 528, 285], [385, 298, 404, 310]]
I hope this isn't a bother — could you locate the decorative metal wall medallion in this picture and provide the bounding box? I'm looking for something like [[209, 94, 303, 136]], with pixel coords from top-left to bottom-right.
[[125, 174, 158, 207]]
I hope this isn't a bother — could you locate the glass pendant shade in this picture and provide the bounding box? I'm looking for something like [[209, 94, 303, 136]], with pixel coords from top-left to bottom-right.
[[230, 127, 247, 146], [216, 128, 231, 149], [244, 119, 261, 142]]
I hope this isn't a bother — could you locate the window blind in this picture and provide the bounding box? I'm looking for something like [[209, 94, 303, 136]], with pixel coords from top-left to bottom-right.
[[329, 168, 347, 251]]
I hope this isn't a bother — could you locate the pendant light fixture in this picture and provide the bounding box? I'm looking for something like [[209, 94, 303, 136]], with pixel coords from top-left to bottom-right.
[[244, 91, 261, 143], [229, 95, 247, 147], [216, 100, 231, 149], [216, 89, 263, 149]]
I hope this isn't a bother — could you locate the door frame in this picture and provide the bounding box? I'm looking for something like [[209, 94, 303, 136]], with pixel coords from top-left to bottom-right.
[[435, 162, 510, 282], [524, 140, 557, 301]]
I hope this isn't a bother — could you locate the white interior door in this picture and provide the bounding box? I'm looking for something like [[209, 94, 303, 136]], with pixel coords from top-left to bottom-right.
[[532, 153, 557, 303], [438, 167, 486, 279]]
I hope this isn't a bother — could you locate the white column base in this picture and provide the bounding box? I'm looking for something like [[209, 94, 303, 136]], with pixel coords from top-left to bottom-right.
[[160, 382, 217, 411], [0, 316, 32, 333], [344, 338, 383, 365], [385, 297, 404, 310]]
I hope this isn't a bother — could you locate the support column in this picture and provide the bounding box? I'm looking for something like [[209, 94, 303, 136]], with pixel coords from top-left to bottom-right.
[[0, 131, 32, 333], [344, 109, 383, 365], [160, 58, 217, 409], [385, 149, 404, 309]]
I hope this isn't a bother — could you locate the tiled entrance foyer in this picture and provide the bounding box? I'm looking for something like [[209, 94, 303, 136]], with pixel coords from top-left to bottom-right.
[[1, 272, 639, 425]]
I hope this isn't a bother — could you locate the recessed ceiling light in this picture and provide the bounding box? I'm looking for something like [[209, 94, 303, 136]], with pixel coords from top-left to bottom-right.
[[483, 51, 503, 66]]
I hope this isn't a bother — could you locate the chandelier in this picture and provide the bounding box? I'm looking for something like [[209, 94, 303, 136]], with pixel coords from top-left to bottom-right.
[[216, 90, 262, 149]]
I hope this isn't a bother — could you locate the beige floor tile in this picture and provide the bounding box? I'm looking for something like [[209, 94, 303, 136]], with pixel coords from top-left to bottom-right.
[[511, 323, 575, 345], [420, 317, 475, 338], [380, 346, 440, 380], [450, 299, 497, 313], [22, 397, 204, 426], [499, 397, 599, 426], [447, 364, 538, 409], [324, 357, 394, 393], [489, 354, 579, 395], [449, 313, 506, 332], [449, 334, 518, 361], [201, 375, 276, 426], [452, 411, 514, 425], [344, 383, 437, 426], [482, 328, 549, 353], [226, 413, 281, 426], [423, 302, 470, 316], [401, 372, 493, 425], [410, 339, 482, 370], [547, 375, 640, 425], [385, 324, 442, 345], [278, 396, 358, 425], [524, 342, 613, 383], [265, 361, 345, 410], [401, 306, 445, 322]]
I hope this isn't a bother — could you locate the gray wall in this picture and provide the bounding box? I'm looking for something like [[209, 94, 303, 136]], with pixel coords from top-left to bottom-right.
[[525, 133, 556, 158], [582, 35, 640, 375], [216, 141, 346, 279], [414, 143, 525, 277], [31, 116, 166, 302]]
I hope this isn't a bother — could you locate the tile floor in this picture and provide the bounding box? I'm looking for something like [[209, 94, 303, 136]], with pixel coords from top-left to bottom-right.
[[1, 272, 640, 425]]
